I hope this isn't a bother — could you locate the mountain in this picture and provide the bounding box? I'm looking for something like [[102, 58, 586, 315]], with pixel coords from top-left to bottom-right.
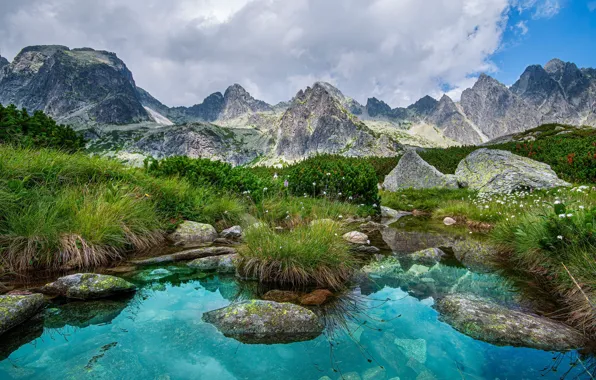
[[0, 46, 151, 126], [1, 45, 595, 165]]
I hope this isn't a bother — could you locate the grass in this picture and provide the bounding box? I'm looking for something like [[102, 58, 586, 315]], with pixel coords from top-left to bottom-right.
[[0, 145, 248, 271], [237, 221, 355, 290], [380, 188, 475, 212]]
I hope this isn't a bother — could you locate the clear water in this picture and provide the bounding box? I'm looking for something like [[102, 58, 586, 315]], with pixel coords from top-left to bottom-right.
[[0, 262, 588, 380]]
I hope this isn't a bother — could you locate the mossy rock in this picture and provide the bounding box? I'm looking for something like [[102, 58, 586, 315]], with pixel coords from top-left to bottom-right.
[[169, 221, 218, 247], [203, 300, 323, 344], [40, 273, 136, 300], [0, 294, 46, 336]]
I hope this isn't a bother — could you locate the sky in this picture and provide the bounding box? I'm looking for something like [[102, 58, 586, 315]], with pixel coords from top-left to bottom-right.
[[0, 0, 594, 108]]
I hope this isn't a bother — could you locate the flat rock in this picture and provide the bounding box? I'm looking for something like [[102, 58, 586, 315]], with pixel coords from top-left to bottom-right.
[[168, 221, 218, 247], [262, 290, 303, 303], [187, 254, 238, 273], [131, 246, 237, 266], [343, 231, 369, 245], [455, 149, 571, 194], [435, 295, 585, 351], [220, 225, 243, 240], [299, 289, 334, 306], [0, 294, 46, 336], [443, 217, 457, 226], [383, 150, 459, 191], [40, 273, 136, 300], [105, 266, 137, 274], [203, 300, 323, 344]]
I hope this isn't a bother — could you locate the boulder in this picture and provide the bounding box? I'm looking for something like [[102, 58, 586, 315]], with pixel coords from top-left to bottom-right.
[[435, 295, 585, 351], [299, 289, 334, 306], [187, 254, 238, 273], [203, 300, 323, 344], [130, 246, 237, 266], [455, 149, 571, 194], [343, 231, 369, 245], [40, 273, 136, 300], [0, 294, 46, 336], [134, 268, 174, 282], [220, 226, 243, 240], [383, 150, 459, 191], [443, 217, 457, 226], [168, 221, 217, 247], [381, 206, 408, 220], [409, 248, 445, 265]]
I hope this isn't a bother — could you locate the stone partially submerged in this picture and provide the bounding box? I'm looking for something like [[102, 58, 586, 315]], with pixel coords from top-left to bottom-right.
[[0, 294, 46, 336], [131, 246, 237, 266], [188, 254, 238, 273], [455, 148, 571, 194], [168, 221, 218, 247], [40, 273, 136, 300], [435, 295, 584, 351], [383, 150, 459, 191], [203, 300, 323, 344]]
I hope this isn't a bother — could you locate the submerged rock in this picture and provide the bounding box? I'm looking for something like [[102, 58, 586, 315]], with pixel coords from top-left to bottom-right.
[[351, 245, 381, 254], [394, 338, 427, 364], [455, 149, 571, 194], [203, 300, 323, 344], [187, 254, 238, 273], [262, 290, 303, 303], [383, 150, 459, 191], [134, 268, 174, 282], [168, 221, 218, 247], [220, 226, 243, 240], [131, 246, 237, 266], [435, 295, 585, 351], [343, 231, 369, 245], [40, 273, 136, 300], [299, 289, 334, 306], [44, 298, 129, 329], [381, 206, 409, 220], [361, 256, 403, 278], [0, 294, 46, 336]]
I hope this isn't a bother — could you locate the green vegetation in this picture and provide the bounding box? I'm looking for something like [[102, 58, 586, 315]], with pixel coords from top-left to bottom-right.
[[418, 124, 596, 183], [491, 187, 596, 336], [381, 188, 474, 213], [0, 104, 86, 152], [238, 221, 354, 290]]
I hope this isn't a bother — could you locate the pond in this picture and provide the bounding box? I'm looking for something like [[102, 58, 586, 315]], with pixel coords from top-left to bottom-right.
[[0, 219, 591, 379]]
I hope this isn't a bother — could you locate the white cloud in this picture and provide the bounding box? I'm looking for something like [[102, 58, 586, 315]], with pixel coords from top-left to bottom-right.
[[514, 0, 563, 19], [516, 20, 529, 35], [0, 0, 559, 107]]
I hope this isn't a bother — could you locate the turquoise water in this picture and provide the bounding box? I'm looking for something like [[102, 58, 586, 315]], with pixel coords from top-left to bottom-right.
[[0, 262, 589, 380]]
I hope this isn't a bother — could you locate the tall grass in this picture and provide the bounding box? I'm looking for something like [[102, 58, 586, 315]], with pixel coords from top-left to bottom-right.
[[238, 221, 354, 290]]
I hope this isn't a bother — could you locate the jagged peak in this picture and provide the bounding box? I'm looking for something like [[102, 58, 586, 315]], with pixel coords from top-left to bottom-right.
[[544, 58, 566, 73], [408, 95, 438, 114], [224, 83, 250, 98], [438, 94, 455, 104]]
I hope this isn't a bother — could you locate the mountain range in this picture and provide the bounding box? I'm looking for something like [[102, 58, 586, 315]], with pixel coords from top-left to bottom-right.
[[0, 45, 594, 165]]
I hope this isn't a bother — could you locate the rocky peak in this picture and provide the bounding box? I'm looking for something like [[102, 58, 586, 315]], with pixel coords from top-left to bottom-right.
[[366, 97, 392, 117], [408, 95, 438, 116], [544, 58, 566, 75], [0, 56, 9, 70], [511, 65, 561, 102], [220, 84, 272, 120], [311, 81, 363, 114]]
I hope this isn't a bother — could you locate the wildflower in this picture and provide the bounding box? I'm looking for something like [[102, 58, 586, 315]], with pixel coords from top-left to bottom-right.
[[338, 192, 342, 196], [326, 173, 331, 176], [349, 196, 353, 200], [273, 173, 278, 179], [323, 191, 327, 195], [559, 214, 566, 218], [284, 180, 289, 188], [265, 210, 269, 213], [263, 187, 268, 191], [557, 235, 563, 240], [554, 200, 561, 205], [567, 213, 573, 218], [366, 240, 370, 245], [579, 205, 585, 210], [312, 182, 316, 186], [338, 215, 343, 219]]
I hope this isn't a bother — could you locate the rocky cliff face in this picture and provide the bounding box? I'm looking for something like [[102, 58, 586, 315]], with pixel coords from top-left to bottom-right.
[[428, 95, 485, 145], [274, 82, 400, 161], [0, 46, 150, 126], [0, 56, 8, 70]]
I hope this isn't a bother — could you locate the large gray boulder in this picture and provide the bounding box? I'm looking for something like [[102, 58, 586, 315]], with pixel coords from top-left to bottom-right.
[[0, 294, 46, 336], [455, 149, 570, 194], [40, 273, 136, 300], [168, 221, 218, 247], [188, 254, 238, 273], [435, 295, 584, 351], [383, 150, 459, 191], [203, 300, 323, 344]]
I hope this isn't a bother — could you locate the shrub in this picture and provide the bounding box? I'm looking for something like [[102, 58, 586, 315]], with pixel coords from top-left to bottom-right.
[[284, 155, 380, 208], [0, 104, 86, 152], [238, 221, 354, 290]]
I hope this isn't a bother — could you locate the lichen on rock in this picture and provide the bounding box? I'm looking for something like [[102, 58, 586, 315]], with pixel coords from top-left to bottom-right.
[[0, 294, 46, 336], [383, 150, 459, 191], [40, 273, 136, 300]]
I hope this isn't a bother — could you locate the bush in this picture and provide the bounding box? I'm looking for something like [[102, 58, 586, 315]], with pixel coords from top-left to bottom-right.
[[285, 155, 380, 208], [0, 104, 86, 152], [238, 221, 354, 290], [144, 156, 271, 201]]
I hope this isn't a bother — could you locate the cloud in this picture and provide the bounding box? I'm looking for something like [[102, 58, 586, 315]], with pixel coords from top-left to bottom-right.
[[514, 0, 563, 19], [0, 0, 552, 107], [515, 20, 529, 35]]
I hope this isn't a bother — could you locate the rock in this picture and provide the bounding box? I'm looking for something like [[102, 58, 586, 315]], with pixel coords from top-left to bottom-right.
[[383, 151, 459, 191], [381, 206, 401, 219], [168, 221, 218, 247], [339, 373, 361, 380], [442, 217, 456, 226], [0, 313, 44, 361], [455, 149, 571, 194], [131, 246, 237, 266], [44, 299, 129, 329], [362, 256, 403, 278], [409, 248, 445, 265], [187, 254, 238, 274], [299, 289, 334, 306], [220, 225, 242, 240], [351, 245, 381, 254], [203, 300, 323, 344], [435, 295, 585, 351], [359, 221, 387, 234], [343, 231, 369, 245], [40, 273, 136, 300], [213, 238, 240, 246], [394, 338, 427, 364], [134, 268, 174, 282], [0, 294, 46, 336], [105, 266, 137, 274], [262, 290, 303, 303], [362, 367, 387, 380]]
